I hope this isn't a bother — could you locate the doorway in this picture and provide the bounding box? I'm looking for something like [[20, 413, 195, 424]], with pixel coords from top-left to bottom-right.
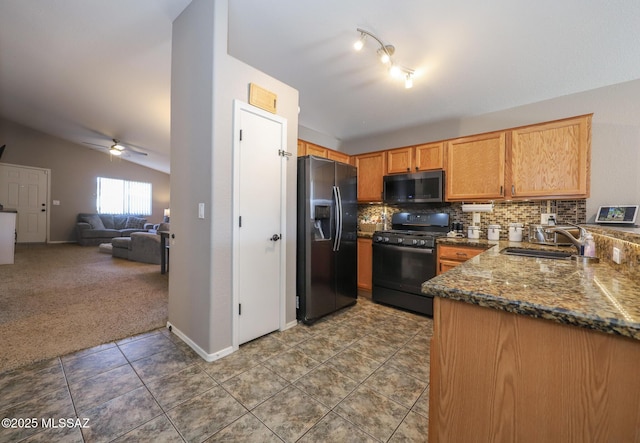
[[0, 163, 49, 243], [232, 100, 288, 346]]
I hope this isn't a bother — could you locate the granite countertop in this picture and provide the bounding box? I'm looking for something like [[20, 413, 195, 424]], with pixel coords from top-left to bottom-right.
[[358, 231, 374, 239], [423, 239, 640, 341]]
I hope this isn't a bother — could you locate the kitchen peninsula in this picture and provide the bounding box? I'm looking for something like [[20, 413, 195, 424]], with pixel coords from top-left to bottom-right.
[[423, 237, 640, 442]]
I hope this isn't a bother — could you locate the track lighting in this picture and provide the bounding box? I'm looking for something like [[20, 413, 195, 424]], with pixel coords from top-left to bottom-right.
[[353, 28, 416, 88], [405, 73, 414, 89]]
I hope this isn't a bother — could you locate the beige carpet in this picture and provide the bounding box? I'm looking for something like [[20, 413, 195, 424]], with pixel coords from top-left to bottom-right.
[[0, 243, 168, 374]]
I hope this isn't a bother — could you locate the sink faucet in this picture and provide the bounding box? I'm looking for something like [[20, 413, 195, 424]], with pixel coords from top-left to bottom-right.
[[545, 222, 587, 255]]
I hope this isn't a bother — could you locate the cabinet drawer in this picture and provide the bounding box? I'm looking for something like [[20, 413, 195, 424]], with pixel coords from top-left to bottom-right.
[[438, 245, 484, 261]]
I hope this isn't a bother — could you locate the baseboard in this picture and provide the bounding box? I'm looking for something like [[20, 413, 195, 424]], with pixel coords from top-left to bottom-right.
[[283, 320, 298, 331], [47, 240, 75, 244], [166, 321, 234, 363]]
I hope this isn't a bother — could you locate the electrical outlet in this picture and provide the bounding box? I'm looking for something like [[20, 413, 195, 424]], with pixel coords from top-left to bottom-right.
[[612, 247, 622, 264], [541, 213, 556, 225]]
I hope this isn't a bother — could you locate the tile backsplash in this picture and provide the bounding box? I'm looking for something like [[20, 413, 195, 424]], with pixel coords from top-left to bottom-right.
[[358, 200, 587, 240]]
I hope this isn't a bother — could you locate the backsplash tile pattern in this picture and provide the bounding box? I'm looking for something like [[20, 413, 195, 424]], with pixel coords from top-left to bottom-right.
[[358, 200, 587, 241]]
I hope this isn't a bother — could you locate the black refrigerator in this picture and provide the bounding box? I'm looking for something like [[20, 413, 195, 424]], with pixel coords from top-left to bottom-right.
[[297, 155, 358, 323]]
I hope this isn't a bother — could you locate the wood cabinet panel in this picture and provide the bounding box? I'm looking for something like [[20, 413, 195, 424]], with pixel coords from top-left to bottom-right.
[[357, 238, 373, 291], [509, 115, 591, 198], [386, 147, 413, 174], [430, 297, 640, 443], [305, 143, 327, 157], [298, 139, 350, 164], [415, 142, 444, 171], [436, 244, 485, 275], [326, 149, 350, 164], [386, 142, 444, 174], [445, 132, 506, 201], [355, 152, 386, 202]]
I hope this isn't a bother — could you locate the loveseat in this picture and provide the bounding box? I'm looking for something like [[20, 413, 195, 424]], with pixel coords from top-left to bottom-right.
[[75, 213, 150, 246]]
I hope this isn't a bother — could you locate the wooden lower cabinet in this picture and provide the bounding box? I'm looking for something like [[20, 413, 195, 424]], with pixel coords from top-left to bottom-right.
[[436, 244, 485, 275], [357, 237, 372, 291], [430, 297, 640, 443]]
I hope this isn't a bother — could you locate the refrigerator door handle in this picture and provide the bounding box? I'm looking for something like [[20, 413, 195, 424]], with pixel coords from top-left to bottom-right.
[[335, 185, 343, 251], [332, 186, 341, 251]]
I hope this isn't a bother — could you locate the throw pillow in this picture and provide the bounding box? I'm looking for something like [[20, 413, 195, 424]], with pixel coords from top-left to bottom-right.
[[79, 214, 106, 230], [113, 215, 128, 230], [125, 216, 147, 229]]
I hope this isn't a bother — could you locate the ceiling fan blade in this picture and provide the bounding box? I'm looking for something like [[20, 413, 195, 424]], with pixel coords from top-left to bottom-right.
[[124, 148, 148, 156], [83, 141, 109, 148]]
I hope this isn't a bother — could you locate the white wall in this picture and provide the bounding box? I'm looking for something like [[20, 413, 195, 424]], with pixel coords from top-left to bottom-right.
[[170, 0, 298, 356], [342, 79, 640, 220]]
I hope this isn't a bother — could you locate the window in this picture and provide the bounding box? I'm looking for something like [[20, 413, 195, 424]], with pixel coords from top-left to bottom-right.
[[97, 177, 152, 215]]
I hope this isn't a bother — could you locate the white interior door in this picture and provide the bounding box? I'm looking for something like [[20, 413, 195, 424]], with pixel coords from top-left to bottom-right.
[[233, 101, 287, 346], [0, 163, 49, 243]]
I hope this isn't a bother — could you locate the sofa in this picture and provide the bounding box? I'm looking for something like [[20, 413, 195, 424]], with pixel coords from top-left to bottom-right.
[[111, 223, 170, 264], [75, 213, 151, 246]]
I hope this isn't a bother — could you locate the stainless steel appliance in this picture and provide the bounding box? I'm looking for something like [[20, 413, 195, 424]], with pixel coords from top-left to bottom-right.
[[297, 155, 358, 323], [383, 170, 444, 204], [372, 212, 449, 316]]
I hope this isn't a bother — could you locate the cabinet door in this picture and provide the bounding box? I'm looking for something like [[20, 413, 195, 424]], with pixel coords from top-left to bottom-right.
[[446, 132, 506, 201], [297, 140, 307, 157], [386, 147, 414, 174], [437, 244, 485, 275], [305, 142, 328, 158], [355, 152, 386, 202], [357, 238, 373, 291], [415, 142, 444, 171], [510, 115, 591, 199], [327, 150, 350, 164]]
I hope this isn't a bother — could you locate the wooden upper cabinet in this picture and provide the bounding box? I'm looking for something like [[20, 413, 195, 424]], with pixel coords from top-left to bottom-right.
[[305, 143, 328, 157], [355, 151, 386, 202], [446, 131, 506, 201], [386, 142, 444, 174], [327, 149, 350, 164], [298, 139, 350, 164], [508, 115, 591, 199], [386, 147, 414, 174], [415, 142, 444, 171]]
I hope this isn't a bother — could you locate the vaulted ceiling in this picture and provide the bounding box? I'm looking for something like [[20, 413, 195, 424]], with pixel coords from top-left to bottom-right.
[[1, 0, 640, 173]]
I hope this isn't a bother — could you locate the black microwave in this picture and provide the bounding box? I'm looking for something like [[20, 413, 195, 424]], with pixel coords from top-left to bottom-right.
[[383, 170, 444, 204]]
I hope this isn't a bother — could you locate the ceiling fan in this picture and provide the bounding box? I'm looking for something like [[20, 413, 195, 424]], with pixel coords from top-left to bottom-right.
[[83, 139, 148, 156]]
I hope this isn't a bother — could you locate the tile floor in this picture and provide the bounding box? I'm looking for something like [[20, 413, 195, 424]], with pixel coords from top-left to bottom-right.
[[0, 297, 430, 443]]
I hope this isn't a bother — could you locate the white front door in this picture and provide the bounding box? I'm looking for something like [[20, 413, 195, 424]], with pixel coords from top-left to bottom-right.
[[0, 164, 49, 243], [233, 101, 287, 346]]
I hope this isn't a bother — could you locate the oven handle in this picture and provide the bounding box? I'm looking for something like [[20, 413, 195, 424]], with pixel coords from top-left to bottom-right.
[[373, 244, 434, 254]]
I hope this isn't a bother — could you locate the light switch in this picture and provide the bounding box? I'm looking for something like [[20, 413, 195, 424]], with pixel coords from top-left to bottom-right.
[[198, 203, 205, 219], [52, 200, 60, 205]]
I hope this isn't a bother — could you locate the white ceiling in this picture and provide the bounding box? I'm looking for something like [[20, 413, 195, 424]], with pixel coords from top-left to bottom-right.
[[1, 1, 640, 174]]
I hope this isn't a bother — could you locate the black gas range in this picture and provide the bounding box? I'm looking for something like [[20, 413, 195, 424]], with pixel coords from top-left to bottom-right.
[[372, 212, 450, 316]]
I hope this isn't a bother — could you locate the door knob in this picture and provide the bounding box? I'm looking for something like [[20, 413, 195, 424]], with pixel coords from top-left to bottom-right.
[[270, 234, 281, 241]]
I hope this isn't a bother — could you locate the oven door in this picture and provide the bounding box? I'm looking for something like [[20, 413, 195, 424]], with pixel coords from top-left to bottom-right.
[[372, 243, 436, 295]]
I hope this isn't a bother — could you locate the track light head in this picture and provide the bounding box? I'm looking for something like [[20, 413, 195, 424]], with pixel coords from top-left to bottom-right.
[[353, 28, 416, 88], [353, 32, 366, 51]]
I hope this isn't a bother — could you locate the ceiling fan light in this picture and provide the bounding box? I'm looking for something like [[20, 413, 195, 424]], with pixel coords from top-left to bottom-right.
[[110, 147, 122, 156]]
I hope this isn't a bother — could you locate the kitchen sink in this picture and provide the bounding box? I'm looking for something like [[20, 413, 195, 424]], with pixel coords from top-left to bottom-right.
[[500, 247, 573, 260]]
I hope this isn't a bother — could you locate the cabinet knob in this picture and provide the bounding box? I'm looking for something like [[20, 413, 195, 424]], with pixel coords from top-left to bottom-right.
[[406, 167, 410, 172], [512, 185, 516, 195]]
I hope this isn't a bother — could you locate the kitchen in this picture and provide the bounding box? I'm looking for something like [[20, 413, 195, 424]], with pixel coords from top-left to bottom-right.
[[298, 111, 640, 442]]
